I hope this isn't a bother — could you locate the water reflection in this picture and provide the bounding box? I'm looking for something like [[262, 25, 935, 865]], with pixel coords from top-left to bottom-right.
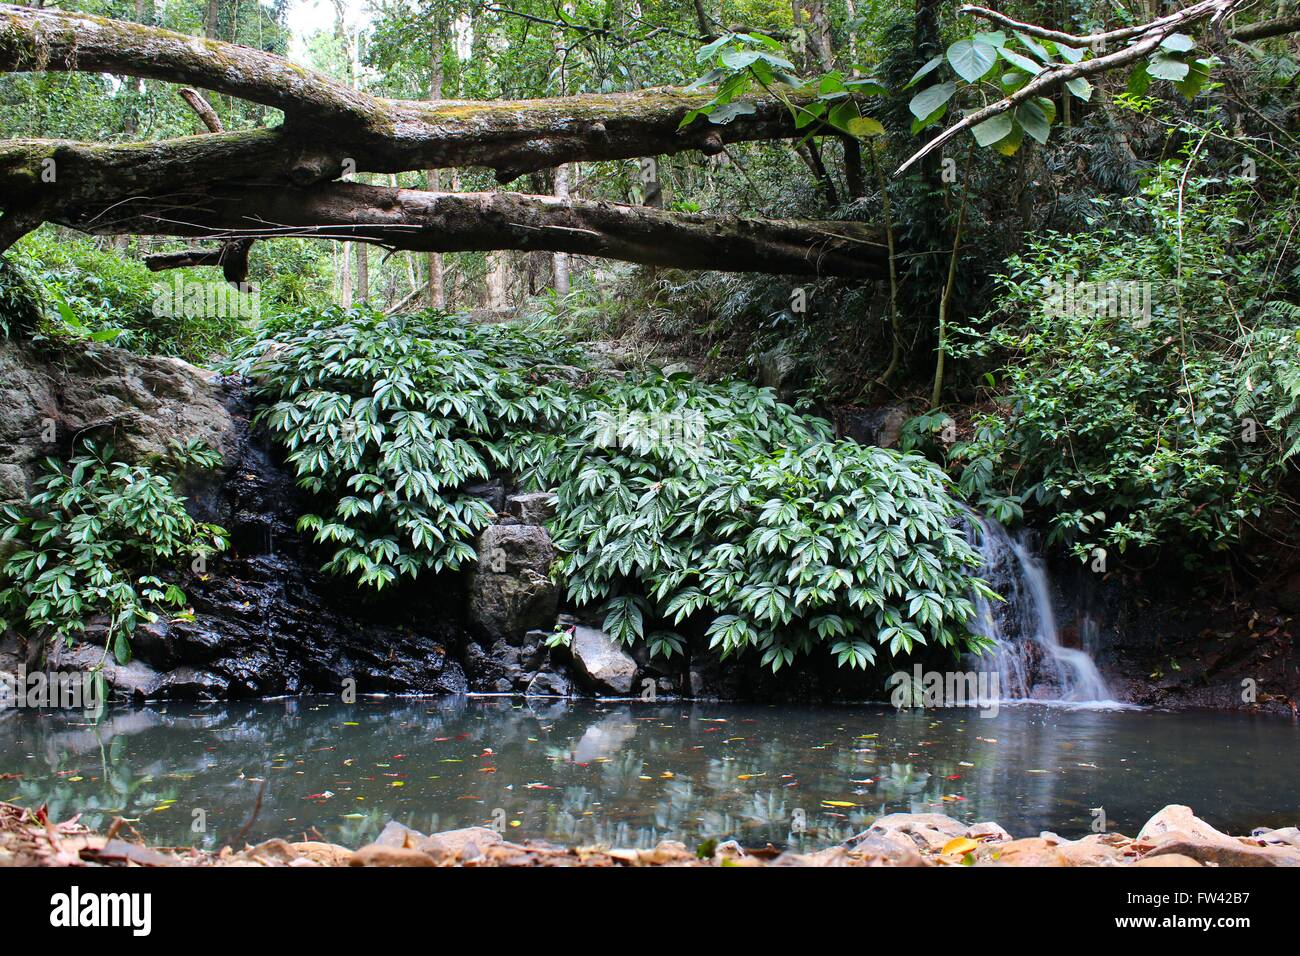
[[0, 697, 1294, 851]]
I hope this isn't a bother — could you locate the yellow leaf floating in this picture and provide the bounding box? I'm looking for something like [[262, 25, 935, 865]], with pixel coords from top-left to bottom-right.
[[941, 836, 979, 857]]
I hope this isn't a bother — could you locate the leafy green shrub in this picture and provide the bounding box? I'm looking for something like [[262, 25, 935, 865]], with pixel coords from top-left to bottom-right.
[[237, 311, 994, 671], [0, 253, 44, 339], [229, 307, 585, 588], [521, 373, 993, 670], [0, 440, 227, 661], [9, 229, 247, 362], [936, 159, 1299, 562], [1236, 302, 1300, 464]]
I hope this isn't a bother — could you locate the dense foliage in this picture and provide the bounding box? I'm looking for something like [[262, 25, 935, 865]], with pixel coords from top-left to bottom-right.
[[0, 254, 44, 340], [930, 156, 1299, 563], [0, 440, 227, 660], [229, 308, 583, 588], [521, 374, 993, 668], [234, 309, 995, 669], [4, 231, 250, 361]]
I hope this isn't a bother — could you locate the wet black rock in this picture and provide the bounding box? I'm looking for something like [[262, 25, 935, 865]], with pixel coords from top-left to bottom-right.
[[128, 382, 471, 699], [525, 669, 573, 698]]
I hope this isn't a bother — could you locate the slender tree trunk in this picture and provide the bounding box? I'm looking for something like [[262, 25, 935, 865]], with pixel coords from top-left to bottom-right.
[[354, 228, 368, 304], [203, 0, 220, 39], [487, 252, 508, 311], [871, 145, 903, 386], [931, 168, 971, 408], [552, 163, 572, 295], [425, 33, 446, 310]]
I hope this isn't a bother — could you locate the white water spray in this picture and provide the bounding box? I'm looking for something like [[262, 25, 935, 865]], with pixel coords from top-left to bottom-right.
[[968, 518, 1114, 704]]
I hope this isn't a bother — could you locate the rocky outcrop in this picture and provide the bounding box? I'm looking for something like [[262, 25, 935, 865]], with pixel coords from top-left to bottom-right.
[[0, 340, 236, 506], [0, 359, 469, 701], [8, 801, 1295, 868], [467, 525, 559, 644], [140, 391, 470, 698], [835, 401, 914, 450], [505, 491, 558, 526], [1049, 551, 1300, 716]]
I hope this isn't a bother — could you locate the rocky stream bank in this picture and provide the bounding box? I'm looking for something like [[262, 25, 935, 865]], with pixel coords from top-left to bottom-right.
[[1, 340, 1297, 712], [3, 801, 1297, 868]]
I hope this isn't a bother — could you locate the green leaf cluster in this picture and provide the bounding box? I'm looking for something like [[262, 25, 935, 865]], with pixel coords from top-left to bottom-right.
[[520, 372, 994, 671], [933, 158, 1299, 563], [229, 307, 585, 589], [0, 439, 227, 661]]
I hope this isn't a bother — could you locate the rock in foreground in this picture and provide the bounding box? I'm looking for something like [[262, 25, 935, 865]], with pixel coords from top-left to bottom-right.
[[4, 802, 1295, 868]]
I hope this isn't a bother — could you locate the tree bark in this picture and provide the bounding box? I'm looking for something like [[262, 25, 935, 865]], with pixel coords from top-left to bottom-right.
[[426, 28, 446, 310], [0, 5, 803, 179], [0, 3, 875, 279], [123, 183, 888, 279], [552, 163, 572, 294]]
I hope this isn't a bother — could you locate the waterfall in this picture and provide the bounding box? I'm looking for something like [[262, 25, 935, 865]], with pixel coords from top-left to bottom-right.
[[967, 518, 1114, 704]]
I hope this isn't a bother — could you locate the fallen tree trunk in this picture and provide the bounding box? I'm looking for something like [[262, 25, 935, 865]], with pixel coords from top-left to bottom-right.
[[0, 4, 862, 276], [110, 183, 888, 279], [0, 4, 801, 183]]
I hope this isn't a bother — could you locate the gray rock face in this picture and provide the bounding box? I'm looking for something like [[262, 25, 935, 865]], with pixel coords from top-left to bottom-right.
[[0, 341, 236, 507], [525, 669, 572, 698], [568, 625, 637, 696], [837, 402, 914, 450], [52, 638, 160, 697], [506, 492, 558, 526], [756, 345, 801, 403], [468, 525, 559, 644]]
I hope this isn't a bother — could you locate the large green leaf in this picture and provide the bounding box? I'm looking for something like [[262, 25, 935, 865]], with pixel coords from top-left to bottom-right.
[[909, 81, 957, 120], [904, 55, 944, 90], [1147, 53, 1191, 82], [998, 46, 1043, 75], [1176, 57, 1215, 99], [1016, 99, 1051, 144], [971, 112, 1014, 147], [947, 39, 998, 83]]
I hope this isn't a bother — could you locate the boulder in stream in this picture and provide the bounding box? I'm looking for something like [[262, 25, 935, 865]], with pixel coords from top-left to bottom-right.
[[468, 525, 559, 644], [567, 625, 637, 696]]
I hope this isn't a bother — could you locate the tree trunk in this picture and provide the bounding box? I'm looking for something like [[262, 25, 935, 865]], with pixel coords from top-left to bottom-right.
[[486, 253, 508, 311], [202, 0, 219, 39], [0, 4, 883, 279], [425, 31, 446, 310], [552, 163, 571, 295], [355, 236, 368, 304], [129, 183, 888, 279]]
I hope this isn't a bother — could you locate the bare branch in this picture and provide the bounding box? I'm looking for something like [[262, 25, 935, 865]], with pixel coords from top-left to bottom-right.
[[178, 88, 224, 133]]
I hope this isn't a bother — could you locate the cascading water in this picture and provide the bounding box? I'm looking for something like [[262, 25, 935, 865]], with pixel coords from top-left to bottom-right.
[[966, 517, 1114, 704]]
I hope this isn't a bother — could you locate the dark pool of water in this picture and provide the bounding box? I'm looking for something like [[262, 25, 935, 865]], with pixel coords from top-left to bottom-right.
[[1, 697, 1295, 851]]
